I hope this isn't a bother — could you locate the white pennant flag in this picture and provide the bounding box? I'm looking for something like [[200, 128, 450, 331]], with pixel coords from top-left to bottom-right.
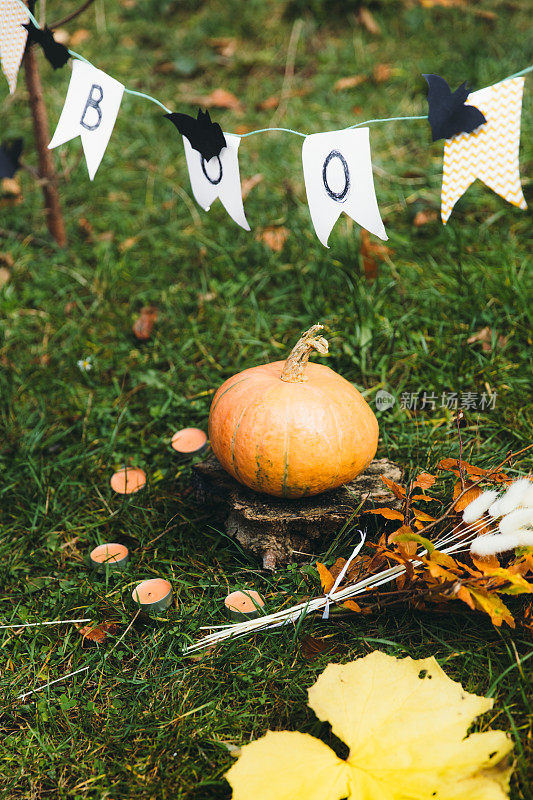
[[0, 0, 29, 94], [183, 133, 250, 231], [302, 128, 387, 247], [48, 60, 124, 180]]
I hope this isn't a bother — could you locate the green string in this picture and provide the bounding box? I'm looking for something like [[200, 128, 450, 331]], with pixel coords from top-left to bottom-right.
[[13, 0, 532, 139]]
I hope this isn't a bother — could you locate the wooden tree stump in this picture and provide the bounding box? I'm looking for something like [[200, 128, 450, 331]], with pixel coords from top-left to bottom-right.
[[191, 454, 402, 569]]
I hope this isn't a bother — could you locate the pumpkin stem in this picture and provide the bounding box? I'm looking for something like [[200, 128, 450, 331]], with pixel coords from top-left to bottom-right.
[[280, 324, 329, 383]]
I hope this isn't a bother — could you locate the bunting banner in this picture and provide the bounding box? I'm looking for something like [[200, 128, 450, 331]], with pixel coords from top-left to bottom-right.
[[48, 60, 124, 181], [441, 77, 527, 223], [0, 0, 530, 245], [183, 132, 250, 231], [302, 128, 387, 246], [0, 0, 28, 93]]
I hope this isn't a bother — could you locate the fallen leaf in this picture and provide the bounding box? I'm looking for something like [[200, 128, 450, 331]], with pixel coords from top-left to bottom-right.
[[379, 474, 405, 499], [437, 458, 509, 483], [468, 588, 515, 627], [77, 217, 93, 241], [360, 229, 391, 281], [257, 95, 280, 110], [455, 584, 475, 610], [413, 472, 436, 491], [69, 29, 91, 47], [365, 507, 404, 521], [1, 178, 21, 196], [132, 306, 158, 341], [300, 634, 338, 660], [204, 88, 242, 111], [452, 480, 482, 511], [234, 124, 251, 135], [372, 63, 391, 83], [467, 326, 508, 352], [241, 173, 263, 199], [256, 226, 289, 252], [357, 7, 381, 35], [334, 74, 366, 91], [77, 621, 119, 644], [227, 651, 513, 799], [119, 236, 139, 252], [0, 267, 10, 287], [411, 508, 436, 522], [388, 525, 417, 558], [471, 553, 500, 573], [413, 209, 438, 226], [316, 562, 335, 594], [208, 37, 238, 58]]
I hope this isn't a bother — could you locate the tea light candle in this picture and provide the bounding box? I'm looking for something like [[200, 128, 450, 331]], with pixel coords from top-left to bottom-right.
[[132, 579, 173, 613], [224, 590, 265, 621], [90, 543, 129, 572], [110, 467, 146, 494], [171, 428, 208, 457]]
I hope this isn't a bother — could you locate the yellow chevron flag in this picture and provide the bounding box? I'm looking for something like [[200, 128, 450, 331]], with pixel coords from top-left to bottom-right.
[[0, 0, 29, 94], [441, 77, 527, 223]]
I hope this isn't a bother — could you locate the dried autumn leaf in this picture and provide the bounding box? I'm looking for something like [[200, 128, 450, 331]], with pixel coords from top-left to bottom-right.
[[413, 472, 436, 491], [208, 37, 238, 58], [2, 178, 21, 197], [300, 634, 338, 661], [365, 507, 404, 521], [204, 88, 242, 111], [360, 229, 391, 281], [333, 74, 366, 92], [256, 226, 289, 252], [372, 63, 391, 83], [227, 651, 513, 800], [379, 474, 405, 499], [357, 7, 381, 35], [467, 326, 508, 352], [0, 267, 10, 288], [452, 480, 482, 511], [69, 28, 91, 46], [241, 173, 263, 199], [257, 95, 280, 110], [468, 588, 515, 627], [342, 599, 361, 612], [437, 458, 509, 483], [119, 236, 139, 253], [413, 209, 438, 227], [316, 562, 335, 594], [455, 584, 475, 610], [471, 553, 500, 572], [132, 306, 158, 341], [411, 508, 436, 522], [77, 621, 119, 644], [388, 524, 417, 558]]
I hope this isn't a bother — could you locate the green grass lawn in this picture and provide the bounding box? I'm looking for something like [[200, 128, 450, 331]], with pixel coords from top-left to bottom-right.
[[1, 0, 532, 797]]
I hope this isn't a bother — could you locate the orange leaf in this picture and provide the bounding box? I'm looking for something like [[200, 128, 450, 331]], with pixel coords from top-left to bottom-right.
[[380, 474, 406, 499], [342, 599, 362, 612], [468, 588, 515, 628], [413, 209, 438, 227], [411, 508, 436, 522], [77, 621, 118, 644], [372, 63, 391, 83], [388, 525, 417, 558], [471, 553, 500, 573], [452, 481, 482, 512], [241, 173, 263, 199], [365, 507, 404, 521], [204, 88, 243, 111], [436, 459, 509, 483], [132, 305, 158, 341], [334, 74, 366, 91], [257, 95, 280, 110], [360, 229, 391, 281], [357, 6, 381, 35], [455, 584, 475, 610], [256, 226, 290, 252], [316, 562, 335, 594], [413, 472, 436, 491]]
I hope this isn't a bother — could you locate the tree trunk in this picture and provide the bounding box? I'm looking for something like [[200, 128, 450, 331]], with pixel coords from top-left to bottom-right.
[[24, 45, 67, 247]]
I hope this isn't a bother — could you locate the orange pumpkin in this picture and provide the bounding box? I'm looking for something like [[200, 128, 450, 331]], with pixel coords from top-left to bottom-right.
[[208, 325, 379, 498]]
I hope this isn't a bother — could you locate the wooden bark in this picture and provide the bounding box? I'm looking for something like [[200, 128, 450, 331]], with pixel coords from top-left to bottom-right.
[[24, 45, 67, 247], [192, 454, 402, 569]]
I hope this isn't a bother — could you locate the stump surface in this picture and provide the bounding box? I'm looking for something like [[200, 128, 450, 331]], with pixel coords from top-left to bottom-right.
[[192, 454, 402, 568]]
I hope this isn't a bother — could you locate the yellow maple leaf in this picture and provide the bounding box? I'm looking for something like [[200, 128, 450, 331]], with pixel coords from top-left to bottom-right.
[[227, 651, 513, 800]]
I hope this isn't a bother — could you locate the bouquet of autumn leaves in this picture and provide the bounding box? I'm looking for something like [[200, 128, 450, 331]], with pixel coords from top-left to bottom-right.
[[317, 459, 533, 631]]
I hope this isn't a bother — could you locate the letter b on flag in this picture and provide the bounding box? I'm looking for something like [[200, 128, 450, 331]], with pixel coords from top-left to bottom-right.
[[80, 84, 103, 131]]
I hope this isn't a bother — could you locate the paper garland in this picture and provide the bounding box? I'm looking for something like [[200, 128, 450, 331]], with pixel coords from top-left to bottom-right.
[[0, 0, 29, 93], [302, 128, 387, 246], [441, 77, 527, 223], [183, 133, 250, 231], [48, 60, 124, 181]]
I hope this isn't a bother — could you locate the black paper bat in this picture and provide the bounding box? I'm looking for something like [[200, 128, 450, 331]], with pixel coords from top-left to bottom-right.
[[422, 74, 486, 142], [0, 139, 23, 179], [165, 109, 227, 161], [23, 22, 70, 70]]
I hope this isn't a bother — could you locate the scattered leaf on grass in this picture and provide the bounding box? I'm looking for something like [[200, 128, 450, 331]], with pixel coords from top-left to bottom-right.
[[301, 634, 338, 660], [208, 37, 238, 58], [413, 209, 438, 226], [70, 29, 91, 46], [334, 74, 366, 91], [256, 226, 289, 252], [437, 458, 509, 483], [366, 506, 404, 521], [0, 267, 10, 287], [357, 7, 381, 35], [204, 88, 242, 111], [119, 236, 139, 253], [413, 472, 436, 491], [360, 229, 391, 281], [467, 326, 508, 352], [241, 173, 263, 199], [452, 480, 482, 511], [257, 95, 280, 110], [77, 621, 119, 644], [389, 525, 417, 558], [132, 306, 158, 341], [379, 474, 406, 499], [372, 63, 391, 83], [2, 178, 21, 197]]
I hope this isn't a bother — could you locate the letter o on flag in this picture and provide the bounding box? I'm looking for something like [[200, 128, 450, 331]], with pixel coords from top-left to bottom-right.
[[201, 155, 223, 185], [322, 149, 350, 202]]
